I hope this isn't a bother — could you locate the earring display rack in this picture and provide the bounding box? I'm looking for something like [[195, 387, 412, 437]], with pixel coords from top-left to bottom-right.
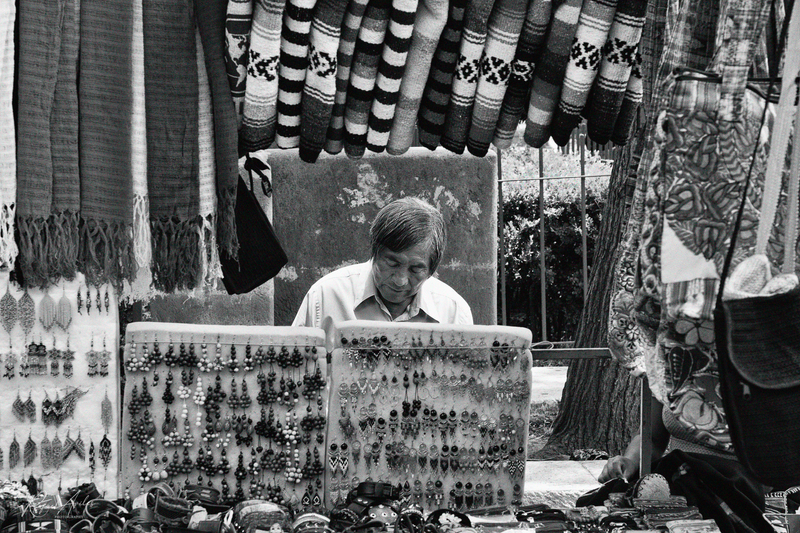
[[0, 272, 120, 498], [120, 323, 328, 509], [324, 321, 532, 512]]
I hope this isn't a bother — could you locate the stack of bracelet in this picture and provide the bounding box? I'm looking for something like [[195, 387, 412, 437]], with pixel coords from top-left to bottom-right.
[[325, 321, 532, 512], [121, 324, 328, 512]]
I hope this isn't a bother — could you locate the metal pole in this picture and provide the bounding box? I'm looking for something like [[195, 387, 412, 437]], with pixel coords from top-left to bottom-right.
[[539, 147, 547, 341], [580, 129, 588, 303], [498, 149, 507, 326]]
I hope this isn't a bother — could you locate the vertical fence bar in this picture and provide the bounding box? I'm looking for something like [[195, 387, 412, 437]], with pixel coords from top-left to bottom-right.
[[639, 377, 653, 477], [580, 129, 588, 302], [498, 149, 507, 326], [539, 147, 547, 340]]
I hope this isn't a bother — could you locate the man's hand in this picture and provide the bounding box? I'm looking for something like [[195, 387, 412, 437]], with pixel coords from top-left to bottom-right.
[[598, 455, 637, 483]]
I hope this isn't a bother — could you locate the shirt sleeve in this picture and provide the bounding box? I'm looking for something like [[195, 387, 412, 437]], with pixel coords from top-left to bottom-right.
[[292, 290, 317, 328], [455, 299, 474, 325]]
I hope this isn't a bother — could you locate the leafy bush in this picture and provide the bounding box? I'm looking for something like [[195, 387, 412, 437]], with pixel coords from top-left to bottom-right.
[[498, 145, 609, 342]]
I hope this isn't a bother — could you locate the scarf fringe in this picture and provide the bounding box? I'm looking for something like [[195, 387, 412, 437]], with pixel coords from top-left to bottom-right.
[[17, 212, 80, 288], [216, 185, 238, 261], [79, 218, 137, 290], [132, 193, 152, 268], [151, 215, 202, 293], [199, 213, 222, 291], [0, 202, 18, 269]]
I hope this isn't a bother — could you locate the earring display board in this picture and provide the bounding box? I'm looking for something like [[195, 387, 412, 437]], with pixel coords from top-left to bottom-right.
[[0, 272, 120, 497], [324, 321, 532, 512], [120, 323, 328, 509]]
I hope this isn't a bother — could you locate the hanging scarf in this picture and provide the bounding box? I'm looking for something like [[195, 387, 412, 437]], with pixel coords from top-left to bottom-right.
[[0, 1, 16, 269], [16, 0, 80, 287], [79, 0, 135, 288], [195, 0, 240, 263], [143, 0, 201, 293]]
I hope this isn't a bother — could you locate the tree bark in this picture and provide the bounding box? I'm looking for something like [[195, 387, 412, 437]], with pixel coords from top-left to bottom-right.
[[535, 128, 644, 458]]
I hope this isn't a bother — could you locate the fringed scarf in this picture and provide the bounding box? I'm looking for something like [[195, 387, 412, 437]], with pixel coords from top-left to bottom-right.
[[16, 0, 80, 287], [0, 1, 16, 269], [79, 0, 135, 287], [143, 0, 202, 293], [195, 0, 239, 264]]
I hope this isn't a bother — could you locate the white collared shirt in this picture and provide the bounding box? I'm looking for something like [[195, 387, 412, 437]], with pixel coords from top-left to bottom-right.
[[291, 261, 474, 328]]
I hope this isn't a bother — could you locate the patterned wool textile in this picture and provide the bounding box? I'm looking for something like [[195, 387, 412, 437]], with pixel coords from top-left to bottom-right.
[[609, 48, 641, 145], [416, 0, 468, 149], [365, 0, 419, 152], [466, 0, 528, 156], [196, 0, 241, 261], [440, 0, 498, 154], [276, 0, 319, 147], [491, 0, 551, 149], [79, 0, 136, 287], [343, 0, 392, 159], [0, 1, 16, 269], [549, 0, 618, 146], [16, 0, 81, 287], [241, 0, 286, 150], [523, 0, 582, 148], [225, 0, 254, 124], [583, 0, 646, 145], [298, 0, 349, 162], [143, 0, 202, 293], [385, 0, 449, 155], [325, 0, 371, 154]]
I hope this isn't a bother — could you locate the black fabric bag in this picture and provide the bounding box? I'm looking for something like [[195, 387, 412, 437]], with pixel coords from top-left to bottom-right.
[[220, 156, 288, 295]]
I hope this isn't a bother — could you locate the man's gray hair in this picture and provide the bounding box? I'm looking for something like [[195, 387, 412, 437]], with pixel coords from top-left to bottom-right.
[[369, 197, 446, 273]]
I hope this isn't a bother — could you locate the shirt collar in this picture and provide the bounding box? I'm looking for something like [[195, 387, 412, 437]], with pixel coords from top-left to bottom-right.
[[355, 261, 441, 322]]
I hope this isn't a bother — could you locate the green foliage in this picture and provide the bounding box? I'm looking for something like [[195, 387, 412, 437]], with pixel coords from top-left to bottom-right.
[[498, 146, 610, 342]]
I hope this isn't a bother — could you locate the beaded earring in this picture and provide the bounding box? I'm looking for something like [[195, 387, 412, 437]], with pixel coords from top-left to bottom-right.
[[0, 284, 17, 334], [12, 390, 25, 422], [23, 432, 37, 467], [56, 285, 72, 330], [50, 432, 62, 469], [62, 338, 74, 378], [19, 289, 35, 337], [101, 389, 113, 434], [39, 291, 56, 331], [24, 391, 36, 422], [9, 433, 20, 469], [89, 441, 95, 478]]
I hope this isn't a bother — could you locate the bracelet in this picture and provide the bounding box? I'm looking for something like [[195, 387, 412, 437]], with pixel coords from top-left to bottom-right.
[[154, 496, 193, 526], [85, 500, 128, 521], [355, 482, 400, 502], [182, 485, 221, 505], [93, 511, 125, 533]]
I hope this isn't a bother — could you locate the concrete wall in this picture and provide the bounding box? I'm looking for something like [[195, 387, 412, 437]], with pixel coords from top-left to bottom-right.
[[270, 147, 498, 325]]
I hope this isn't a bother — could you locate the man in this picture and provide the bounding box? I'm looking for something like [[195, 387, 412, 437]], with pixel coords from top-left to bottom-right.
[[292, 197, 473, 328]]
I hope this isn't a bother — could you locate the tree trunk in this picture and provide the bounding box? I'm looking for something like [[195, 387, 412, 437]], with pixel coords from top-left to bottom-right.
[[534, 128, 644, 458]]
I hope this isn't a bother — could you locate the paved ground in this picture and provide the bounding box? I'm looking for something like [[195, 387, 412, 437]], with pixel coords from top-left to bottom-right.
[[530, 367, 568, 403], [523, 460, 605, 508]]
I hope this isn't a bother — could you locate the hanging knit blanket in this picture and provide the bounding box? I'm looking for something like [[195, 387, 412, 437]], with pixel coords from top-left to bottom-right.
[[491, 0, 551, 149], [466, 0, 528, 157], [325, 0, 371, 154], [16, 0, 81, 287], [298, 0, 349, 162], [416, 0, 467, 149], [0, 1, 16, 269], [196, 0, 240, 262], [549, 0, 618, 146], [225, 0, 253, 125], [583, 0, 646, 145], [523, 0, 583, 148], [365, 0, 419, 153], [241, 0, 285, 150], [386, 0, 449, 155], [440, 0, 498, 154], [143, 0, 202, 293], [609, 48, 641, 145], [275, 0, 319, 147], [79, 0, 136, 287], [343, 0, 392, 159]]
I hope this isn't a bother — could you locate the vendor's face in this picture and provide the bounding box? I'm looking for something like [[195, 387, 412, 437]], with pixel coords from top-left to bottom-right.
[[372, 242, 432, 311]]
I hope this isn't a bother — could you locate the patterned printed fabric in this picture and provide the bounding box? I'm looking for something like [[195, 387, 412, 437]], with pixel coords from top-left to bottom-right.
[[416, 0, 468, 149], [491, 0, 552, 149], [298, 0, 349, 162], [466, 0, 528, 157], [276, 0, 319, 148], [583, 0, 647, 145], [523, 0, 582, 148], [386, 0, 449, 155], [240, 0, 285, 151], [440, 0, 498, 154], [365, 0, 419, 152], [224, 0, 253, 125], [609, 49, 642, 145], [549, 0, 619, 146], [343, 0, 392, 159], [0, 1, 15, 269], [325, 0, 371, 154]]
